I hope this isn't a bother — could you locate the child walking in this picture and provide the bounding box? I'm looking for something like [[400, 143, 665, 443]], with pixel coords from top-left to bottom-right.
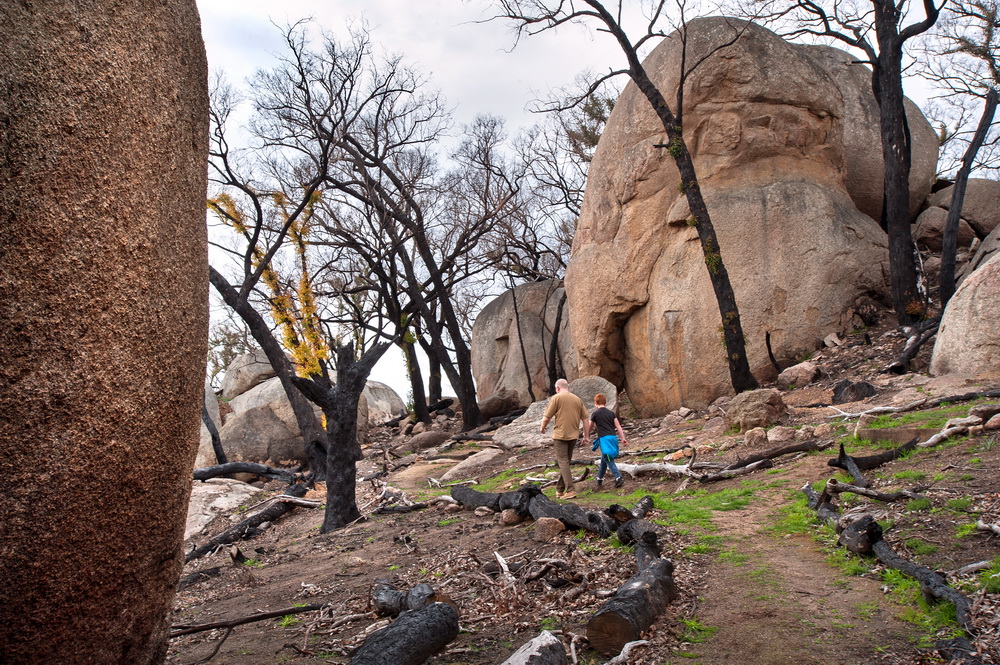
[[590, 393, 627, 489]]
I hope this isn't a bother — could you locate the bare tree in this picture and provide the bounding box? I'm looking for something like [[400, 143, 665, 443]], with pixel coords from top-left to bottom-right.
[[920, 0, 1000, 306], [492, 0, 760, 393], [753, 0, 942, 324]]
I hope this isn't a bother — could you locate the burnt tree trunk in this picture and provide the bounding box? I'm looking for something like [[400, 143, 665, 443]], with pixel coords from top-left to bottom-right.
[[546, 289, 568, 395], [831, 443, 871, 487], [451, 484, 542, 517], [500, 631, 567, 665], [202, 400, 227, 465], [616, 519, 660, 547], [828, 437, 918, 471], [528, 493, 618, 537], [349, 602, 459, 665], [371, 580, 436, 617], [587, 533, 677, 655], [401, 339, 430, 424]]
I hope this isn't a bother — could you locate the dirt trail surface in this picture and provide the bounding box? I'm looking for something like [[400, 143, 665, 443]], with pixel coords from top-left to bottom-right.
[[169, 327, 1000, 665]]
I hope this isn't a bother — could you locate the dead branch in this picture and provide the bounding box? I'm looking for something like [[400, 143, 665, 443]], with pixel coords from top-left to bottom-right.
[[828, 437, 918, 471], [616, 460, 694, 479], [825, 398, 927, 419], [696, 458, 774, 482], [170, 602, 325, 637], [917, 425, 970, 448], [824, 478, 925, 502], [976, 520, 1000, 536], [193, 462, 300, 483], [604, 640, 649, 665], [882, 319, 940, 374], [723, 440, 830, 470]]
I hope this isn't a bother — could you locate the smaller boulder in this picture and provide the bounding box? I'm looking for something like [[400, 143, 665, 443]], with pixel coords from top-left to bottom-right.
[[478, 388, 522, 421], [813, 423, 834, 438], [832, 380, 877, 405], [407, 431, 451, 452], [220, 349, 276, 400], [743, 427, 768, 447], [500, 509, 524, 526], [533, 517, 566, 542], [985, 414, 1000, 431], [912, 206, 977, 252], [440, 448, 507, 482], [766, 426, 797, 444], [725, 389, 787, 432], [776, 361, 820, 390]]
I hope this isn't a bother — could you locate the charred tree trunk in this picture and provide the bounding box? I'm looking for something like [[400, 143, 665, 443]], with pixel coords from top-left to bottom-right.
[[587, 533, 677, 655], [349, 602, 459, 665], [371, 580, 437, 617], [941, 87, 998, 307], [616, 519, 661, 547], [510, 284, 537, 403], [546, 289, 568, 396], [828, 437, 918, 471], [830, 444, 871, 487], [528, 493, 618, 537], [210, 267, 329, 480], [451, 484, 542, 517], [401, 339, 430, 424], [202, 401, 227, 465]]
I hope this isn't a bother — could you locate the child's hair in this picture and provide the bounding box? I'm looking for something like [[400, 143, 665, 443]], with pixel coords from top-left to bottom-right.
[[594, 393, 607, 406]]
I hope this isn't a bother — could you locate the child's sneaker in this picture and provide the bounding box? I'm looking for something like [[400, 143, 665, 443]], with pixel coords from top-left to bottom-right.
[[595, 477, 604, 490], [614, 476, 625, 488]]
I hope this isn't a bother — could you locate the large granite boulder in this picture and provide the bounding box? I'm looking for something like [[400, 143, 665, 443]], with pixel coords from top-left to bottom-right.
[[929, 178, 1000, 238], [802, 45, 937, 222], [220, 349, 276, 400], [185, 479, 260, 542], [364, 380, 407, 424], [913, 206, 978, 252], [931, 253, 1000, 379], [567, 18, 894, 415], [471, 279, 577, 408]]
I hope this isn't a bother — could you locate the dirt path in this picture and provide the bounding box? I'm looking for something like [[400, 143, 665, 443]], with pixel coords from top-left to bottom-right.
[[683, 471, 922, 665]]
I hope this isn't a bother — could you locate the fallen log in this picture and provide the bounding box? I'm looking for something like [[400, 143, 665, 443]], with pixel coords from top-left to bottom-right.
[[499, 630, 566, 665], [826, 399, 927, 420], [926, 389, 1000, 407], [193, 462, 299, 483], [450, 433, 494, 442], [697, 458, 773, 482], [824, 478, 926, 503], [616, 460, 693, 479], [170, 602, 325, 637], [882, 319, 939, 375], [615, 519, 661, 547], [371, 580, 439, 617], [830, 444, 870, 488], [586, 533, 677, 655], [917, 425, 970, 449], [372, 503, 428, 515], [349, 602, 459, 665], [451, 484, 542, 517], [828, 437, 918, 471], [528, 493, 618, 538], [723, 440, 829, 471], [185, 483, 308, 562], [801, 482, 839, 525], [605, 496, 656, 524]]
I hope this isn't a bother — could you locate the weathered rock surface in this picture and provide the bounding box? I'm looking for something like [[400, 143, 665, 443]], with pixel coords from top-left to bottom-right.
[[492, 376, 614, 450], [364, 380, 407, 424], [913, 206, 978, 252], [931, 253, 1000, 379], [478, 388, 523, 421], [930, 178, 1000, 238], [959, 223, 1000, 283], [471, 280, 577, 407], [567, 18, 894, 415], [185, 479, 261, 542], [406, 431, 452, 452], [725, 389, 787, 432], [221, 349, 276, 400], [440, 448, 508, 482], [776, 361, 820, 390]]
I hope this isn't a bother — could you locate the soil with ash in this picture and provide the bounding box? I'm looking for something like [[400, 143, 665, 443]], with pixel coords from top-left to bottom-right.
[[169, 319, 1000, 665]]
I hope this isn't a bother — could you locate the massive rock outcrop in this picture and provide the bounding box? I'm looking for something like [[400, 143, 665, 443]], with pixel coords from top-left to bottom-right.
[[567, 18, 905, 415], [930, 253, 1000, 379], [471, 280, 577, 408], [0, 2, 208, 662]]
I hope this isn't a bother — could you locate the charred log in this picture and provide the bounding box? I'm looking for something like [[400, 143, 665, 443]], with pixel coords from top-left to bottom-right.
[[828, 437, 918, 472], [185, 484, 308, 562], [348, 602, 459, 665], [371, 580, 437, 617], [528, 493, 617, 537], [604, 496, 656, 525], [616, 519, 660, 547], [586, 533, 677, 655], [830, 444, 870, 487], [450, 486, 502, 512], [723, 440, 829, 471], [194, 462, 299, 483]]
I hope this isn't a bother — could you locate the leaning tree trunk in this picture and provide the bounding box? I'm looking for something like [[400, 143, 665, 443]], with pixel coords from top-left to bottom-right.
[[401, 339, 431, 424], [941, 87, 998, 307], [0, 2, 208, 662]]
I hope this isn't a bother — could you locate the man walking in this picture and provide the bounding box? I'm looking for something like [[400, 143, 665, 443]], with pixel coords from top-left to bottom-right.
[[540, 378, 591, 499]]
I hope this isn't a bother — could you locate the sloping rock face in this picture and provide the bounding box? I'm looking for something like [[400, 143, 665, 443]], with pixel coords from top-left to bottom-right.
[[930, 253, 1000, 379], [567, 17, 894, 415], [960, 224, 1000, 282], [471, 280, 577, 407], [364, 380, 407, 424]]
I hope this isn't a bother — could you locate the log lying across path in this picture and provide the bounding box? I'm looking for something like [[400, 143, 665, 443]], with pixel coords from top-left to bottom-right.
[[193, 462, 300, 483], [528, 492, 618, 538], [828, 443, 871, 487], [370, 580, 456, 617], [450, 483, 541, 516], [827, 437, 918, 472], [723, 440, 829, 471], [186, 483, 308, 562], [587, 532, 677, 655], [348, 602, 459, 665], [499, 630, 566, 665]]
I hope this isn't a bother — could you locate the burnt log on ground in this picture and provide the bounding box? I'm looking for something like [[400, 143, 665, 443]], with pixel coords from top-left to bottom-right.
[[605, 496, 656, 524], [829, 443, 870, 487], [828, 437, 918, 472], [194, 462, 299, 483], [927, 389, 1000, 407], [177, 566, 223, 591], [587, 533, 677, 655], [824, 478, 926, 503], [450, 433, 494, 442], [723, 440, 829, 471], [528, 493, 618, 537], [499, 630, 567, 665], [186, 484, 308, 562], [801, 483, 840, 525], [616, 519, 660, 547], [371, 580, 440, 617], [349, 602, 459, 665], [451, 484, 542, 517]]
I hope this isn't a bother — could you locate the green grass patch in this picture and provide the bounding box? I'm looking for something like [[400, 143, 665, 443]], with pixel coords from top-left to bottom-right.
[[905, 498, 932, 512], [946, 497, 972, 512], [437, 518, 461, 527], [472, 469, 523, 493], [880, 568, 962, 644], [868, 402, 984, 430], [903, 537, 938, 556], [678, 617, 718, 643], [653, 484, 758, 530], [979, 558, 1000, 594], [956, 522, 979, 538], [892, 469, 927, 482], [718, 548, 751, 566]]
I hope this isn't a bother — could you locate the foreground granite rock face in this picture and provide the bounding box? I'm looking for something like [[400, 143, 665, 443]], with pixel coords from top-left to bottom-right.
[[566, 17, 900, 416], [931, 253, 1000, 380], [0, 2, 209, 662], [471, 279, 577, 407]]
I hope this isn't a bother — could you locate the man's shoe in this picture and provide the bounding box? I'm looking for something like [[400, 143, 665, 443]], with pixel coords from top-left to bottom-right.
[[561, 491, 577, 500], [614, 476, 625, 488]]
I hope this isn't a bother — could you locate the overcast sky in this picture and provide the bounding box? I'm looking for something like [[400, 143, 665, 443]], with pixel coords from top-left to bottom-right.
[[197, 0, 636, 399]]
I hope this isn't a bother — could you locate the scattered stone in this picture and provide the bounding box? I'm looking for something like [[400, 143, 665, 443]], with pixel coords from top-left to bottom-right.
[[667, 448, 692, 461], [440, 448, 508, 482], [813, 423, 833, 438], [795, 425, 815, 440], [347, 556, 366, 568], [474, 507, 495, 517], [411, 422, 427, 435], [445, 504, 464, 513], [407, 431, 451, 452], [767, 426, 797, 444], [823, 333, 843, 348], [744, 428, 768, 448], [657, 415, 684, 430], [777, 361, 820, 390], [725, 389, 787, 432], [701, 416, 727, 436], [500, 509, 524, 526], [677, 407, 695, 419], [969, 404, 1000, 422], [534, 517, 566, 542], [832, 379, 877, 405]]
